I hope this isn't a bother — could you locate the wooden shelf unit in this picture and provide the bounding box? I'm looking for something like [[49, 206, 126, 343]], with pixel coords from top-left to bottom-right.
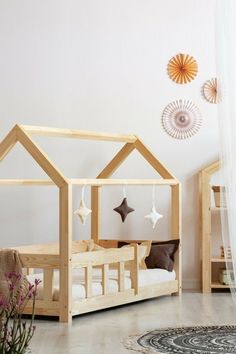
[[211, 257, 232, 263], [211, 282, 230, 289], [199, 160, 229, 292]]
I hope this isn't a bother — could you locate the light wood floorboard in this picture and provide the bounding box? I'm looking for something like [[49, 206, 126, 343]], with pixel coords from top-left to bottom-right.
[[30, 292, 236, 354]]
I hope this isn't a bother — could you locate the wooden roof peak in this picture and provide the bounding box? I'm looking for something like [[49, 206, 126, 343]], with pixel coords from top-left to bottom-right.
[[0, 124, 179, 184], [199, 160, 220, 175], [0, 125, 67, 187]]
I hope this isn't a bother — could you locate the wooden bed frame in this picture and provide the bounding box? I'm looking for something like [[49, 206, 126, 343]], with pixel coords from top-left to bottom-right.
[[0, 124, 182, 323]]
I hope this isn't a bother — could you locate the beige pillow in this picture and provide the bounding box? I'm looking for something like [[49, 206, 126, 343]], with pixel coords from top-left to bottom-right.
[[91, 243, 105, 251], [73, 240, 95, 252], [122, 241, 152, 270]]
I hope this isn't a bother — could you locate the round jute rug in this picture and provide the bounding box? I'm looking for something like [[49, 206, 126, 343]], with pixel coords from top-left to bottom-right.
[[122, 325, 236, 353]]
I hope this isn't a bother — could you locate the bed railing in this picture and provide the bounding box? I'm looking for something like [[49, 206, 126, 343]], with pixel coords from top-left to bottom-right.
[[72, 244, 139, 297], [20, 243, 140, 314], [13, 241, 179, 320]]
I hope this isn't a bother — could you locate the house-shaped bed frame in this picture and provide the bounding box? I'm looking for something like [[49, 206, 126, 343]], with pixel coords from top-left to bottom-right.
[[0, 124, 181, 323]]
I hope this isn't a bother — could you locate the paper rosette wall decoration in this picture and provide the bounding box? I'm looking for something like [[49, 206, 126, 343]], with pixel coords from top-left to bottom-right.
[[167, 53, 198, 84], [203, 78, 219, 104], [162, 99, 202, 139]]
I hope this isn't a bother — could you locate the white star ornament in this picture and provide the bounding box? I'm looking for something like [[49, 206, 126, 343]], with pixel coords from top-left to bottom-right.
[[74, 199, 92, 224], [145, 205, 163, 229]]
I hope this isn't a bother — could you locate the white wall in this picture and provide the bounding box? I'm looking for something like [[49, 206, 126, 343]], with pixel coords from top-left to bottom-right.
[[0, 0, 218, 289]]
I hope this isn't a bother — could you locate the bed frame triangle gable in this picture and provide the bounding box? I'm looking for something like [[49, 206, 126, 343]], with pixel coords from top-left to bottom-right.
[[0, 125, 18, 162], [0, 125, 67, 188]]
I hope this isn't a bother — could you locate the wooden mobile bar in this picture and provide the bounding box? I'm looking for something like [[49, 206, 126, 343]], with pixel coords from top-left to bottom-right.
[[0, 124, 182, 323], [20, 125, 137, 143], [0, 178, 178, 186]]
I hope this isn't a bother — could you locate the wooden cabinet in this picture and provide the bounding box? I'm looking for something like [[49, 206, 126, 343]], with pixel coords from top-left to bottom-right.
[[199, 160, 230, 292]]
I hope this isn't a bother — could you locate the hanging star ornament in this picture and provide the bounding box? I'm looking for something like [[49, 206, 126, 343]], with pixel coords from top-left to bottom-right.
[[113, 197, 135, 222], [145, 205, 163, 229], [74, 199, 92, 224]]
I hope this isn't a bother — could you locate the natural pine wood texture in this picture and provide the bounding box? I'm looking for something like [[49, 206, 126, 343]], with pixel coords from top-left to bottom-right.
[[0, 179, 54, 185], [118, 262, 125, 292], [102, 264, 109, 295], [16, 125, 67, 188], [0, 124, 181, 322], [85, 266, 92, 298], [71, 246, 136, 267], [16, 254, 60, 269], [0, 126, 17, 161], [20, 125, 136, 143], [199, 171, 211, 293], [59, 184, 72, 323], [91, 186, 101, 243], [199, 161, 221, 293], [70, 178, 178, 185], [167, 53, 198, 84], [134, 138, 175, 179], [12, 241, 179, 320], [130, 244, 139, 295], [211, 282, 231, 289], [43, 269, 54, 301], [97, 142, 136, 178], [23, 300, 60, 316], [171, 184, 182, 295], [71, 280, 178, 316], [0, 178, 178, 186]]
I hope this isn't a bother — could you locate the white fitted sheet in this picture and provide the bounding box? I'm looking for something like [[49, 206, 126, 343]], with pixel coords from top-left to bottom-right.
[[27, 268, 176, 301]]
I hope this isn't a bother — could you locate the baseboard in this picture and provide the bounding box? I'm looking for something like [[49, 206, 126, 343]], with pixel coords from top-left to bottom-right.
[[183, 279, 201, 291]]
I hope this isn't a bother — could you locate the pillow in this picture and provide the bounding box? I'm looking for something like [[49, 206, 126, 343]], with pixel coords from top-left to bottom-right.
[[145, 239, 180, 271], [91, 243, 105, 251], [120, 241, 152, 270], [73, 240, 95, 252]]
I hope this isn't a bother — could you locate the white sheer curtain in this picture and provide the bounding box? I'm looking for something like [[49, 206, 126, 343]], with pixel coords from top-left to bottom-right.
[[216, 0, 236, 299]]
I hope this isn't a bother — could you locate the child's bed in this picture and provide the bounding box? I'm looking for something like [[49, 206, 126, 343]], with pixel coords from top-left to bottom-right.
[[0, 125, 182, 323], [12, 239, 180, 319]]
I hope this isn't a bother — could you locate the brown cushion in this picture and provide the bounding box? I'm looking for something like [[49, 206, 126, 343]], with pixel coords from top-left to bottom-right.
[[144, 244, 175, 271], [145, 240, 180, 271], [118, 239, 179, 272]]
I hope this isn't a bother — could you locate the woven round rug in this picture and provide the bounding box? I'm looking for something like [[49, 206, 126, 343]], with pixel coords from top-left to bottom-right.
[[123, 325, 236, 353]]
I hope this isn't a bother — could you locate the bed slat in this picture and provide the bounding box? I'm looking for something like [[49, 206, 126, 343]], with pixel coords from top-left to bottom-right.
[[118, 262, 125, 292], [130, 244, 139, 295], [43, 269, 54, 301], [102, 264, 109, 295], [85, 266, 92, 298]]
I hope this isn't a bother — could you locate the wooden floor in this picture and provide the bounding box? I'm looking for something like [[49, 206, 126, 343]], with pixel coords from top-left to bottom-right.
[[30, 292, 236, 354]]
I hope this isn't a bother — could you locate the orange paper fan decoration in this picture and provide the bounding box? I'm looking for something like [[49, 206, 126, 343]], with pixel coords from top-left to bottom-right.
[[167, 53, 198, 84]]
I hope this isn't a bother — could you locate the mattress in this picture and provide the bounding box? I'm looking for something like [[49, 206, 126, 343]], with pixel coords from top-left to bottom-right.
[[27, 268, 176, 301]]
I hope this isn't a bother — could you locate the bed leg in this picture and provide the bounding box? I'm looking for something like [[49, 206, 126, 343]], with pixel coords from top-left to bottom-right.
[[59, 184, 72, 324], [172, 287, 182, 296], [59, 310, 72, 323]]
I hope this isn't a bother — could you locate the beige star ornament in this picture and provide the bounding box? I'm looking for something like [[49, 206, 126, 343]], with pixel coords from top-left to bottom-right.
[[145, 205, 163, 229], [74, 199, 92, 225]]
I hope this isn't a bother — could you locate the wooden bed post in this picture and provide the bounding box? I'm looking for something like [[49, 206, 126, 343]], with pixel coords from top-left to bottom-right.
[[200, 171, 212, 293], [171, 183, 182, 295], [59, 183, 72, 323], [91, 186, 101, 243]]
